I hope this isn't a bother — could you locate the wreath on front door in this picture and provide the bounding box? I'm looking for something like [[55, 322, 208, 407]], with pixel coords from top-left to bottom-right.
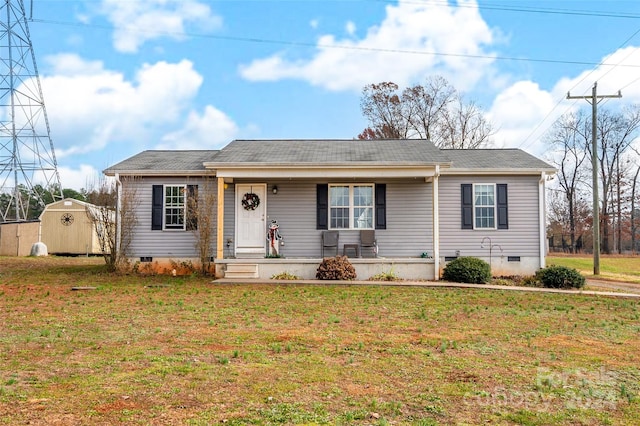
[[242, 192, 260, 210]]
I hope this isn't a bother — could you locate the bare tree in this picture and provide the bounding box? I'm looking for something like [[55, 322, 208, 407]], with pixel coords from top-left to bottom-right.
[[85, 177, 138, 272], [359, 76, 493, 148], [594, 106, 640, 253], [631, 161, 640, 254], [545, 112, 591, 253], [188, 176, 217, 275], [441, 97, 494, 149], [404, 76, 455, 142], [359, 82, 407, 139]]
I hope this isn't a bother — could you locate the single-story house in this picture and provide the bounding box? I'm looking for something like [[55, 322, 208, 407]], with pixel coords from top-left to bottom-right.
[[103, 139, 556, 280]]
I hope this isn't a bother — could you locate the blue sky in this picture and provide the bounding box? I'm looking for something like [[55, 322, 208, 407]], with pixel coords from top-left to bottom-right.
[[21, 0, 640, 189]]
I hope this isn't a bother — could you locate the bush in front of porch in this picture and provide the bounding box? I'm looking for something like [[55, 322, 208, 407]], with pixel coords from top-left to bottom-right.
[[316, 256, 357, 280], [442, 256, 491, 284]]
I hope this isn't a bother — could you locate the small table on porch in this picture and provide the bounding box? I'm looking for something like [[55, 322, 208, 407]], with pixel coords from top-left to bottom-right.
[[343, 244, 360, 258]]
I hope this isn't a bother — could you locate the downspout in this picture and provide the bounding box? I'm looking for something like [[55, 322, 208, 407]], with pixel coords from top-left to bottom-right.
[[115, 173, 122, 259], [538, 172, 546, 269], [433, 165, 440, 280]]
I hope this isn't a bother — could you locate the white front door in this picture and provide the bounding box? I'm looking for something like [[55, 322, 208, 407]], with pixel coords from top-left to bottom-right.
[[235, 184, 266, 256]]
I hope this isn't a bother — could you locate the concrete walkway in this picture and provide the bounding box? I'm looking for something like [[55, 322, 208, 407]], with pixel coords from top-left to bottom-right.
[[586, 279, 640, 295], [212, 277, 640, 299]]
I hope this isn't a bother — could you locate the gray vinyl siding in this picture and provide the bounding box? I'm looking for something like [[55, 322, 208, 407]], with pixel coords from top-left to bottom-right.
[[383, 181, 433, 257], [227, 180, 433, 258], [439, 175, 540, 257], [124, 177, 212, 258], [223, 185, 235, 255]]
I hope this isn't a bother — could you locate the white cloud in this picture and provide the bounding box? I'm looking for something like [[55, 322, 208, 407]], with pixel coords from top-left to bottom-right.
[[240, 0, 496, 92], [157, 105, 239, 150], [487, 81, 558, 152], [47, 53, 105, 75], [553, 46, 640, 102], [57, 164, 103, 191], [310, 19, 319, 29], [99, 0, 222, 53], [40, 54, 205, 157], [345, 21, 356, 36], [486, 46, 640, 155]]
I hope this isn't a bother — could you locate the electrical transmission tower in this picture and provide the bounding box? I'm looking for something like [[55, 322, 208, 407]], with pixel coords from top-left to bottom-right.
[[0, 0, 62, 222]]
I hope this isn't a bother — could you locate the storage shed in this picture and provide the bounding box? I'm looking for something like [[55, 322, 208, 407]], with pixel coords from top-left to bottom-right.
[[39, 198, 107, 255], [0, 220, 40, 256]]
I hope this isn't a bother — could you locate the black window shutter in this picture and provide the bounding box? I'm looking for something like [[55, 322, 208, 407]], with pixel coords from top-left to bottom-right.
[[316, 184, 328, 230], [151, 185, 163, 230], [375, 184, 386, 230], [461, 184, 473, 229], [186, 185, 198, 231], [497, 183, 508, 229]]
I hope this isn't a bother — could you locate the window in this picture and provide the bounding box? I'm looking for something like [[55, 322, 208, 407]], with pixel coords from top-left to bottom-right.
[[151, 184, 198, 231], [164, 185, 186, 230], [461, 183, 508, 230], [329, 184, 374, 229], [317, 184, 385, 230], [474, 184, 495, 229]]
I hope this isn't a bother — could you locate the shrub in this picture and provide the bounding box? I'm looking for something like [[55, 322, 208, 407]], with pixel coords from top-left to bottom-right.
[[271, 271, 301, 280], [442, 256, 491, 284], [369, 267, 399, 281], [505, 275, 541, 287], [316, 256, 357, 280], [535, 265, 585, 289]]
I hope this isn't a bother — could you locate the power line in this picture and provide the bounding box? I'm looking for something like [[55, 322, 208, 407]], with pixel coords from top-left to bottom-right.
[[518, 23, 640, 151], [375, 0, 640, 19], [31, 17, 640, 69]]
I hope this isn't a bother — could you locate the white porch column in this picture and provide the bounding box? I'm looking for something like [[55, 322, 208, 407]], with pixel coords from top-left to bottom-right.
[[216, 177, 225, 260], [433, 165, 440, 280], [539, 172, 547, 269], [115, 173, 121, 256]]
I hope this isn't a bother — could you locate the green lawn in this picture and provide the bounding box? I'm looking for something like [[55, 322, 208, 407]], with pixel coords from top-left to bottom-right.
[[1, 256, 639, 425], [547, 255, 640, 284]]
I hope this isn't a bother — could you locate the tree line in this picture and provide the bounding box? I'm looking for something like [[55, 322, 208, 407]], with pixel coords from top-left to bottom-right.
[[546, 106, 640, 254], [1, 184, 83, 222]]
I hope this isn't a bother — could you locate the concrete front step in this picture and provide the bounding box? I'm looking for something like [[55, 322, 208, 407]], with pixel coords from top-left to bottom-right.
[[224, 263, 259, 279]]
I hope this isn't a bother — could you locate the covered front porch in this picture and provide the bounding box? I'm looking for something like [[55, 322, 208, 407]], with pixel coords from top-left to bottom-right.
[[210, 174, 441, 280], [205, 140, 445, 281], [215, 256, 436, 280]]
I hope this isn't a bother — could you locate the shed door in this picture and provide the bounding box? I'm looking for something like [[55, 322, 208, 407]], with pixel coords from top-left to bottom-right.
[[235, 184, 266, 255]]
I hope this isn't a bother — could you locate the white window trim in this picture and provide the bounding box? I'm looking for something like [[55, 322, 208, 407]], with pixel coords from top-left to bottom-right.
[[329, 183, 375, 230], [473, 183, 496, 230], [163, 184, 187, 231]]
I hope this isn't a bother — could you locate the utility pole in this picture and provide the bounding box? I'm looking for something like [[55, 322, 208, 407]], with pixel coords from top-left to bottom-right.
[[567, 82, 621, 275]]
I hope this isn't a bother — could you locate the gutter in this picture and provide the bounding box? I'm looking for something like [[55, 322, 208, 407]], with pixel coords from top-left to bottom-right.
[[433, 165, 440, 280], [115, 173, 121, 260]]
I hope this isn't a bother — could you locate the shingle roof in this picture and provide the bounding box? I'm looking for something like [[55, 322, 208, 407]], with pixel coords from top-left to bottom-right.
[[443, 149, 554, 171], [207, 139, 449, 164], [103, 150, 219, 175], [103, 142, 555, 175]]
